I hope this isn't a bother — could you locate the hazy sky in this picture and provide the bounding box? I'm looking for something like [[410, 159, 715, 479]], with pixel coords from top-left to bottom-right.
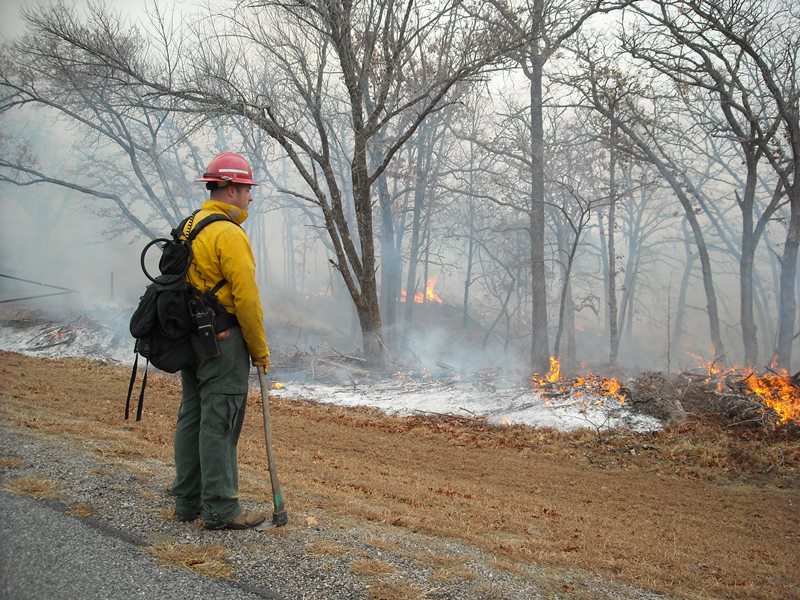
[[0, 1, 26, 38], [0, 0, 180, 40]]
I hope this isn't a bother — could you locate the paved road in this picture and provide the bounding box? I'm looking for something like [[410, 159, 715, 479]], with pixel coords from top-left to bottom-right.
[[0, 492, 276, 600]]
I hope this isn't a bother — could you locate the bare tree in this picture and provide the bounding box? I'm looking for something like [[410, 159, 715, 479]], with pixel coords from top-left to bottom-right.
[[620, 0, 794, 368], [472, 0, 634, 373], [542, 116, 608, 366], [616, 165, 675, 350], [11, 0, 518, 367], [0, 2, 210, 239], [567, 49, 731, 363]]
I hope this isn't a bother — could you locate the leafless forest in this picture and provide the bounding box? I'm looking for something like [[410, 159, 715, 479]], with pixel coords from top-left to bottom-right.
[[1, 0, 798, 377]]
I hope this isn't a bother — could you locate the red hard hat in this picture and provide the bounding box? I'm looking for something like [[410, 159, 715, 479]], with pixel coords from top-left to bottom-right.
[[196, 152, 258, 186]]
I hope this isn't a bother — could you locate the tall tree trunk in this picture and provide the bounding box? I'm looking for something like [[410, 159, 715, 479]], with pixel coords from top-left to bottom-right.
[[773, 189, 800, 369], [597, 208, 610, 341], [463, 142, 477, 329], [618, 249, 641, 347], [528, 46, 550, 374], [422, 235, 431, 305], [773, 98, 800, 369], [607, 120, 619, 365], [740, 157, 759, 367], [369, 122, 403, 352], [284, 211, 296, 292], [377, 173, 401, 352], [403, 129, 429, 332], [753, 271, 773, 359], [740, 228, 758, 367], [617, 168, 642, 352], [352, 124, 384, 368], [463, 198, 476, 329], [564, 279, 576, 371], [553, 246, 577, 360], [678, 190, 728, 363], [673, 218, 694, 353], [553, 214, 578, 361]]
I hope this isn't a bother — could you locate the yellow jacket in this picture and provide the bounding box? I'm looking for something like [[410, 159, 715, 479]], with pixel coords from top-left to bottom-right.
[[182, 200, 269, 364]]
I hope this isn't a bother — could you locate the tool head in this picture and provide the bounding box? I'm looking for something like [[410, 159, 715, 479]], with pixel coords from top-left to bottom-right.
[[254, 511, 288, 531]]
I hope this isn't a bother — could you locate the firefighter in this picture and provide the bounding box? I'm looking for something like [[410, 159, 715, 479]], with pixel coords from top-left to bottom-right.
[[172, 151, 270, 530]]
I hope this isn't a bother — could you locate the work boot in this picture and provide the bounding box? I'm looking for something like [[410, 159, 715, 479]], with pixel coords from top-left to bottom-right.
[[174, 504, 202, 522], [204, 509, 266, 530]]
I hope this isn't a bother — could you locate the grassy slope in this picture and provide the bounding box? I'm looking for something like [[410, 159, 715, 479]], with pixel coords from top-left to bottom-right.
[[1, 351, 798, 599]]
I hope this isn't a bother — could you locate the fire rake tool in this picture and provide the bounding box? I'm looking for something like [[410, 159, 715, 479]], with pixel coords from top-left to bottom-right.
[[255, 366, 288, 530]]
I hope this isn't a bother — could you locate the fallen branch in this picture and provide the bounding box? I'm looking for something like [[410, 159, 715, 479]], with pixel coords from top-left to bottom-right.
[[314, 357, 371, 374], [25, 334, 76, 351], [331, 348, 367, 363]]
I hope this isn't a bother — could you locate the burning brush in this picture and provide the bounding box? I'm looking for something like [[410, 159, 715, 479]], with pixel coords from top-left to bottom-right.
[[530, 357, 630, 409], [400, 276, 444, 305], [682, 356, 800, 426], [744, 369, 800, 424]]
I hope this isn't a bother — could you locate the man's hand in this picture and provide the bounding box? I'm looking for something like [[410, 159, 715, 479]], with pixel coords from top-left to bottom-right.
[[252, 355, 270, 372]]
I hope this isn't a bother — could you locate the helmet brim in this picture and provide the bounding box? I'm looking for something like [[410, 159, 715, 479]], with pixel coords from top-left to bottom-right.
[[195, 175, 258, 186]]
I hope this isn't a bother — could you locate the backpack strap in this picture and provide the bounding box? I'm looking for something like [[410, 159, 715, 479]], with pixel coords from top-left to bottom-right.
[[172, 209, 201, 241], [125, 351, 150, 422], [136, 361, 148, 422], [125, 352, 138, 420], [183, 212, 241, 304], [186, 213, 239, 241]]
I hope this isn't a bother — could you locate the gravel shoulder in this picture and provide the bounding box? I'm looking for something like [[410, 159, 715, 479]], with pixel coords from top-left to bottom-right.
[[0, 489, 271, 600], [0, 425, 670, 600]]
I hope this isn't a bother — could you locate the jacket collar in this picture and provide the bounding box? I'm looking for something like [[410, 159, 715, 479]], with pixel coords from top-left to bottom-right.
[[201, 199, 248, 225]]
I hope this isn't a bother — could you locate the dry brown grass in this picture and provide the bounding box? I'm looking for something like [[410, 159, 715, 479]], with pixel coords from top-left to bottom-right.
[[0, 457, 24, 468], [363, 533, 400, 553], [4, 476, 61, 500], [1, 351, 798, 600], [93, 441, 145, 459], [349, 558, 397, 576], [487, 558, 528, 576], [307, 540, 352, 557], [145, 543, 232, 579], [366, 580, 424, 600], [430, 565, 478, 583], [68, 503, 94, 517]]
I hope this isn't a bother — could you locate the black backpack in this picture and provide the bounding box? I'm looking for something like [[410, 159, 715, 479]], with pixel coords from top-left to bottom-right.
[[125, 210, 238, 421]]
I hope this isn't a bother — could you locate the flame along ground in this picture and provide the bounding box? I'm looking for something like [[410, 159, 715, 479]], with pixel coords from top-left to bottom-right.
[[399, 276, 444, 304], [536, 355, 800, 424], [744, 370, 800, 423], [686, 351, 800, 424], [530, 357, 629, 412], [1, 308, 796, 429]]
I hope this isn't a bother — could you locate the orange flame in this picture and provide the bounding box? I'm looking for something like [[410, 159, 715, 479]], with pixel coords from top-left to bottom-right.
[[546, 356, 561, 383], [683, 351, 800, 423], [271, 382, 284, 390], [599, 377, 627, 405], [531, 356, 561, 387], [529, 359, 627, 406], [745, 370, 800, 423], [400, 276, 444, 304], [567, 373, 626, 404], [684, 350, 734, 392]]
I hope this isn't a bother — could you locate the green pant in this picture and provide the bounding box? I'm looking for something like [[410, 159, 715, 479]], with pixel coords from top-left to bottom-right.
[[173, 326, 250, 525]]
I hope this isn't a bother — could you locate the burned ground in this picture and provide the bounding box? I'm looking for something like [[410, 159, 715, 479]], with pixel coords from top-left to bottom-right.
[[1, 351, 798, 599]]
